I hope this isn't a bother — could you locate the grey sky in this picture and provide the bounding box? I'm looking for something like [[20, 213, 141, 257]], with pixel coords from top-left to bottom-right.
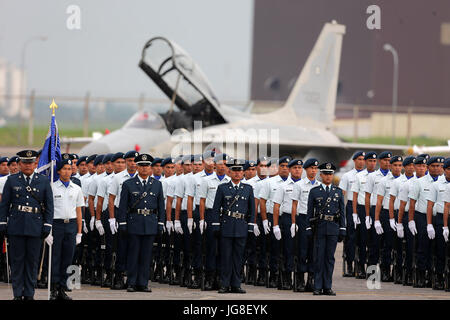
[[0, 0, 254, 101]]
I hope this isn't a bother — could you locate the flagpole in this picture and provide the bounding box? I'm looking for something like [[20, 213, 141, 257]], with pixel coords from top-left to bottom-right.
[[47, 99, 58, 300]]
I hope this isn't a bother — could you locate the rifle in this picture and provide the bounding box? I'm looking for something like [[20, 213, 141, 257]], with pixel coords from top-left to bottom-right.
[[158, 229, 167, 284], [431, 238, 437, 289], [186, 224, 195, 288], [264, 224, 271, 288], [292, 227, 298, 291], [401, 236, 407, 285], [277, 230, 284, 290], [444, 240, 450, 291], [354, 222, 361, 278], [100, 233, 106, 287], [412, 235, 418, 287], [342, 242, 347, 277], [392, 231, 398, 283], [110, 232, 118, 288], [200, 223, 207, 290], [168, 228, 176, 285]]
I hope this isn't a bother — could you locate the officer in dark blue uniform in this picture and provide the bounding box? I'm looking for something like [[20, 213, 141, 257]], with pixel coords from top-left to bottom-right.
[[212, 158, 255, 293], [118, 153, 165, 292], [306, 162, 345, 296], [0, 150, 54, 300]]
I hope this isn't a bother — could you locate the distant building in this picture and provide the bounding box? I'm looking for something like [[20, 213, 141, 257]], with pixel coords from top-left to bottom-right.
[[251, 0, 450, 110]]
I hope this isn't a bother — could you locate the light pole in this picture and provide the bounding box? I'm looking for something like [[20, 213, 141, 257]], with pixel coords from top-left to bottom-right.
[[383, 43, 399, 145], [18, 35, 47, 145]]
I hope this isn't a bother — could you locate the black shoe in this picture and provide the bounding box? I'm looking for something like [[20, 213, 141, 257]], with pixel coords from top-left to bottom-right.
[[112, 272, 124, 290], [189, 270, 201, 289], [394, 269, 402, 284], [218, 286, 229, 294], [136, 285, 152, 292], [417, 270, 425, 288], [58, 287, 72, 300], [127, 285, 136, 292], [13, 296, 23, 301], [37, 276, 48, 289], [282, 271, 292, 290], [343, 262, 354, 277], [171, 267, 181, 286], [323, 288, 336, 296], [256, 270, 266, 286], [435, 274, 444, 290], [268, 272, 277, 288], [356, 266, 367, 279], [102, 271, 112, 288], [230, 286, 246, 294], [204, 273, 214, 291], [246, 266, 256, 285], [22, 296, 34, 301], [425, 271, 432, 288], [305, 273, 314, 292], [294, 272, 305, 292], [181, 270, 190, 287], [313, 289, 322, 295], [406, 272, 413, 286]]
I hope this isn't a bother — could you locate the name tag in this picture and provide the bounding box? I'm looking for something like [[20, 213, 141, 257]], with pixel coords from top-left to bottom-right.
[[132, 192, 139, 196], [225, 196, 231, 199], [54, 195, 62, 198], [302, 191, 309, 193], [209, 187, 216, 190], [286, 188, 293, 193]]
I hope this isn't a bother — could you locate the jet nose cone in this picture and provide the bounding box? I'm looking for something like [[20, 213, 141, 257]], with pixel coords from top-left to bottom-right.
[[79, 141, 111, 155]]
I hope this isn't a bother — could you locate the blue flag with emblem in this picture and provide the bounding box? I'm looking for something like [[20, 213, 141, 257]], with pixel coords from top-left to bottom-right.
[[37, 100, 61, 182]]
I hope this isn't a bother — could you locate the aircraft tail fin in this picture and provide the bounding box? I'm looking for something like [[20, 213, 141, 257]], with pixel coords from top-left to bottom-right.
[[273, 21, 346, 128]]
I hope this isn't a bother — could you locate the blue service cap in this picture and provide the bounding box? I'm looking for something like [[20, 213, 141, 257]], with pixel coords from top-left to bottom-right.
[[278, 156, 291, 165], [151, 157, 163, 166], [319, 162, 336, 173], [16, 150, 38, 163], [268, 158, 278, 166], [124, 150, 139, 159], [111, 152, 124, 162], [288, 159, 303, 168], [181, 155, 192, 164], [214, 153, 228, 163], [102, 153, 113, 164], [162, 157, 174, 166], [7, 156, 19, 166], [61, 153, 73, 161], [227, 158, 245, 171], [243, 160, 256, 171], [390, 155, 403, 164], [71, 153, 79, 160], [304, 158, 319, 169], [402, 156, 415, 166], [173, 155, 183, 164], [427, 156, 445, 166], [414, 156, 427, 165], [0, 157, 9, 164], [57, 158, 72, 171], [257, 156, 269, 165], [93, 155, 104, 166], [135, 153, 153, 165], [193, 154, 203, 163], [86, 154, 97, 164], [418, 153, 430, 160], [437, 156, 446, 164], [364, 151, 377, 160], [77, 156, 88, 165], [353, 151, 366, 160], [444, 158, 450, 169], [378, 151, 392, 159], [202, 151, 215, 160]]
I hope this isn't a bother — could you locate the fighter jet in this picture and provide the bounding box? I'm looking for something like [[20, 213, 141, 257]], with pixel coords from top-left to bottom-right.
[[80, 21, 406, 163]]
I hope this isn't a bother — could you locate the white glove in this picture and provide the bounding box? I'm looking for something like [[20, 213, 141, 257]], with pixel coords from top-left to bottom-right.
[[45, 234, 53, 246], [443, 227, 449, 242], [82, 219, 88, 233], [396, 223, 404, 238], [95, 220, 105, 236], [199, 220, 206, 234], [89, 216, 95, 231], [253, 223, 260, 237], [389, 218, 397, 231], [109, 218, 118, 235], [187, 218, 193, 234], [427, 224, 435, 240], [290, 223, 298, 238], [174, 220, 183, 234], [365, 216, 372, 230], [352, 213, 360, 229], [262, 219, 270, 235], [76, 233, 82, 245], [273, 225, 281, 240], [408, 220, 417, 236], [374, 220, 383, 235], [166, 221, 174, 235]]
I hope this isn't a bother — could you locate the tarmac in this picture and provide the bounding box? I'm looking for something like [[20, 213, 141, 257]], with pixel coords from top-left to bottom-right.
[[0, 243, 448, 300]]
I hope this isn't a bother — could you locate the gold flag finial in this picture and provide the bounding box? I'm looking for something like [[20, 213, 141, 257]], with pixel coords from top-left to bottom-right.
[[49, 99, 58, 115]]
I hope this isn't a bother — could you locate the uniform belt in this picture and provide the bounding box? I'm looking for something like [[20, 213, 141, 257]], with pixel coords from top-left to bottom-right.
[[54, 218, 77, 224], [437, 212, 444, 215], [226, 211, 245, 220], [319, 213, 340, 222], [133, 208, 156, 216], [13, 204, 41, 214]]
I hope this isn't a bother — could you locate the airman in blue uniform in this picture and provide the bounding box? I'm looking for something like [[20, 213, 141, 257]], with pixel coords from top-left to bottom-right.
[[213, 158, 255, 293], [306, 162, 345, 296], [0, 150, 54, 300], [117, 153, 165, 292]]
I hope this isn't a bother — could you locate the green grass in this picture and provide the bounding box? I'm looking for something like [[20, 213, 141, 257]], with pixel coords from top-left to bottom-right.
[[0, 125, 120, 147], [339, 136, 448, 146]]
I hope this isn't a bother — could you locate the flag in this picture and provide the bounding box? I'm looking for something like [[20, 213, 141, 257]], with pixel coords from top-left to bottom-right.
[[37, 111, 61, 181]]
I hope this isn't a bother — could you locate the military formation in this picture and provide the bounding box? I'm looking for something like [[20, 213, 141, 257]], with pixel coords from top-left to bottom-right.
[[0, 148, 449, 300]]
